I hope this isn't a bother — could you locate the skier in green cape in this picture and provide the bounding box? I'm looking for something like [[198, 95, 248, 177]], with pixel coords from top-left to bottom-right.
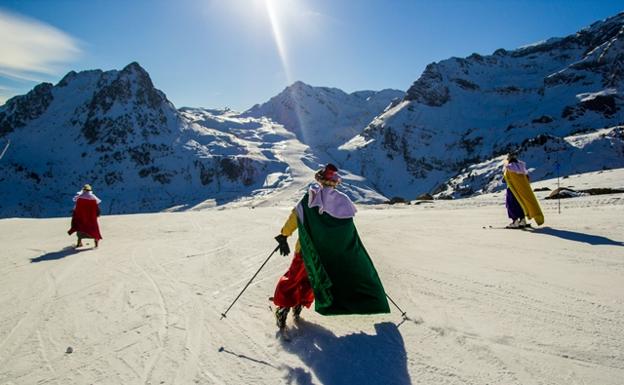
[[272, 164, 390, 329]]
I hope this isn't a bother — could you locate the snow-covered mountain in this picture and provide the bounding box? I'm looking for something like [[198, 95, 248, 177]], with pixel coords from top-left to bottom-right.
[[338, 12, 624, 199], [2, 12, 624, 218], [244, 81, 404, 150], [0, 61, 400, 218], [0, 63, 289, 217]]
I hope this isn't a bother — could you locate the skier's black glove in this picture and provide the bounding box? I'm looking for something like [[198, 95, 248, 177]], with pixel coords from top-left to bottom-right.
[[275, 234, 290, 256]]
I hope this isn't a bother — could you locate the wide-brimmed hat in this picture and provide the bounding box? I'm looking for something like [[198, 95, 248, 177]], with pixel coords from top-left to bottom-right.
[[82, 184, 93, 191], [315, 163, 341, 186]]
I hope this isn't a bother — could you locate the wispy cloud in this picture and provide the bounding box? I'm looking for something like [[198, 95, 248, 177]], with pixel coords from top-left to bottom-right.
[[0, 9, 81, 82]]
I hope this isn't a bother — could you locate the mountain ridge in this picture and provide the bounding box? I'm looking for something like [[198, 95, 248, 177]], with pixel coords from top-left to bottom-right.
[[1, 12, 623, 217], [336, 11, 624, 198]]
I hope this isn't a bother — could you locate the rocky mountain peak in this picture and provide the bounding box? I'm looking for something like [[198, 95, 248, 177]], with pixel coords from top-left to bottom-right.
[[288, 80, 311, 91], [0, 82, 54, 136], [404, 62, 449, 106], [244, 81, 404, 149], [0, 63, 290, 217]]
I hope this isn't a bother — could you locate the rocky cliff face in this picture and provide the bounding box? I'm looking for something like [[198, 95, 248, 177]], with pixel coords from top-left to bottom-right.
[[339, 12, 624, 199], [0, 83, 54, 136]]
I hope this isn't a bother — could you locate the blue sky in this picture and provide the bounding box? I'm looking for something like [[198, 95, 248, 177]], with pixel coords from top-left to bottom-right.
[[0, 0, 622, 110]]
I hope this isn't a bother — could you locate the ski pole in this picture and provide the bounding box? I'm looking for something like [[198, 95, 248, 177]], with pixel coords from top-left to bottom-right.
[[386, 293, 408, 319], [220, 245, 280, 320]]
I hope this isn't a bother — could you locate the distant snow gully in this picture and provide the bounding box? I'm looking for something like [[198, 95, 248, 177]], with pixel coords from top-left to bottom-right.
[[220, 164, 408, 332], [0, 139, 9, 160]]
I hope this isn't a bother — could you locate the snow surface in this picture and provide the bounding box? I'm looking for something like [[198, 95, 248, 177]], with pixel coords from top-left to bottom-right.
[[1, 169, 623, 384]]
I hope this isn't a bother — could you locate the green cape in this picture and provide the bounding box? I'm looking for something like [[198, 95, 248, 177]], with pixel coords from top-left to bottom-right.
[[297, 193, 390, 316]]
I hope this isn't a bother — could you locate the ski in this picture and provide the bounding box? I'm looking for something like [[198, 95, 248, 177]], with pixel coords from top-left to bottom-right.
[[483, 224, 533, 230]]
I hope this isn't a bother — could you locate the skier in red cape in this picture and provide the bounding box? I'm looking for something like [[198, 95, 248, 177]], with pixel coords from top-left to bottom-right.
[[272, 164, 389, 330], [67, 184, 102, 248]]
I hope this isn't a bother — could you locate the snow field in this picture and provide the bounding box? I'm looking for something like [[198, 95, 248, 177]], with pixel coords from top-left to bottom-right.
[[1, 185, 623, 384]]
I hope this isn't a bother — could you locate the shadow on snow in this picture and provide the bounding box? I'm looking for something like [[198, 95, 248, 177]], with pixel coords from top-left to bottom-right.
[[530, 226, 624, 246], [281, 321, 411, 385], [30, 246, 89, 263]]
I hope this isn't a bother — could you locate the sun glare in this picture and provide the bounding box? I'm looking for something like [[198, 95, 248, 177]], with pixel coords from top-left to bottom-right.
[[263, 0, 311, 141], [263, 0, 292, 82]]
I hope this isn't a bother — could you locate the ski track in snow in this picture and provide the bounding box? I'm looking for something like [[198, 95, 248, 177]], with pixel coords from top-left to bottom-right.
[[1, 173, 623, 384]]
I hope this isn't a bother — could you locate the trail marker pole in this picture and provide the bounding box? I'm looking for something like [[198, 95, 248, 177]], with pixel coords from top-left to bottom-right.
[[555, 150, 561, 214]]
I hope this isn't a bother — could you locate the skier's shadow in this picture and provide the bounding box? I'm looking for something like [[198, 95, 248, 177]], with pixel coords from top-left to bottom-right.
[[530, 227, 624, 246], [282, 321, 411, 385], [30, 246, 87, 263]]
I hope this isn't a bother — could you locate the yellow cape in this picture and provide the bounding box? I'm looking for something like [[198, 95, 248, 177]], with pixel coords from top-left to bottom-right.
[[504, 170, 545, 226]]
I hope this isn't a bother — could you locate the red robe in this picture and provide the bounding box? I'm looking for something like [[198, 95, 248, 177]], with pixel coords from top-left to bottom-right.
[[68, 197, 102, 240], [273, 252, 314, 308]]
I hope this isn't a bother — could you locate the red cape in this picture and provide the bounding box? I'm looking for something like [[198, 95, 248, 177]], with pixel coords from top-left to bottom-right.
[[68, 198, 102, 240]]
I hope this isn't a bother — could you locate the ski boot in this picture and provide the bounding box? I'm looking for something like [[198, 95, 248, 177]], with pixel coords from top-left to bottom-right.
[[292, 305, 303, 323], [517, 218, 528, 228], [275, 307, 289, 329], [506, 219, 520, 229]]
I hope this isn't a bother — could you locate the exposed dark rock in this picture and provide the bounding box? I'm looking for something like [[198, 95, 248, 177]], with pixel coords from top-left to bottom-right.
[[452, 78, 480, 90], [416, 193, 434, 200], [545, 187, 582, 199], [495, 86, 522, 94], [582, 187, 624, 195], [0, 83, 54, 136], [196, 160, 216, 186], [546, 186, 624, 199], [532, 115, 554, 124], [459, 134, 484, 154], [545, 72, 587, 86], [521, 134, 553, 147], [580, 94, 618, 116], [561, 105, 579, 119], [220, 157, 256, 185], [385, 196, 407, 204], [104, 171, 123, 185], [405, 63, 450, 107]]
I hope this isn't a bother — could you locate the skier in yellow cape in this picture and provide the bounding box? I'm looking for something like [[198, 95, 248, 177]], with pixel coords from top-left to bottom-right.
[[503, 153, 544, 228]]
